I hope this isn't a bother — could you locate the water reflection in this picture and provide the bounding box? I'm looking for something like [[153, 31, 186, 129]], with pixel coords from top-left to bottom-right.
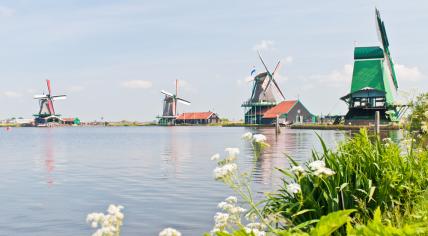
[[244, 128, 349, 191], [44, 129, 55, 187], [0, 127, 402, 236]]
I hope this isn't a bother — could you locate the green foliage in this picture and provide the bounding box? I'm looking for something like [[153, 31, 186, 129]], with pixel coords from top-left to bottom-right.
[[263, 129, 428, 230], [407, 93, 428, 132], [406, 92, 428, 146], [346, 208, 428, 236], [211, 210, 355, 236]]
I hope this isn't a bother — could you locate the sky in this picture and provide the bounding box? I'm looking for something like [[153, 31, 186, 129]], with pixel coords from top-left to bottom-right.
[[0, 0, 427, 121]]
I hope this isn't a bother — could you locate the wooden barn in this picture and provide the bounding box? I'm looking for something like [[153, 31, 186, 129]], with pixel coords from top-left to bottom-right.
[[262, 100, 314, 125], [175, 112, 220, 125]]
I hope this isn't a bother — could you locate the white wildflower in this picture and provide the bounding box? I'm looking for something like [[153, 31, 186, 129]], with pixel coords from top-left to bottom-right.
[[87, 205, 124, 236], [308, 160, 325, 171], [213, 163, 237, 180], [314, 167, 336, 177], [286, 183, 301, 194], [291, 165, 305, 175], [211, 153, 220, 161], [242, 132, 253, 141], [252, 134, 267, 143], [214, 212, 229, 228], [217, 201, 229, 210], [245, 212, 258, 222], [424, 111, 428, 118], [159, 227, 182, 236], [244, 227, 266, 236], [225, 196, 237, 204], [91, 221, 98, 228], [225, 147, 240, 157]]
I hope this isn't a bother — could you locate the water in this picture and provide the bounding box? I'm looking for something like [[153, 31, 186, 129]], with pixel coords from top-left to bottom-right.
[[0, 127, 359, 235]]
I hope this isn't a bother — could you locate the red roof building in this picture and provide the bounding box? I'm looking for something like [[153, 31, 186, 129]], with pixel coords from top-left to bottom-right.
[[262, 100, 314, 124], [263, 100, 298, 119], [175, 111, 220, 125]]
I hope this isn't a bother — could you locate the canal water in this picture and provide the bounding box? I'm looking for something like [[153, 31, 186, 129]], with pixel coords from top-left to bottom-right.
[[0, 127, 396, 235]]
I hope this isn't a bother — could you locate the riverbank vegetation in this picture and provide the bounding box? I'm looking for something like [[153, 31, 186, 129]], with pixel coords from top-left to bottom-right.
[[205, 93, 428, 236], [87, 94, 428, 235]]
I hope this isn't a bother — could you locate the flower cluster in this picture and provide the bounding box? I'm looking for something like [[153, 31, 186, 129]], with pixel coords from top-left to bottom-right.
[[86, 205, 124, 236], [286, 183, 301, 194], [291, 165, 305, 175], [159, 228, 181, 236], [211, 196, 247, 234], [242, 132, 269, 145], [212, 148, 240, 181], [308, 160, 335, 177]]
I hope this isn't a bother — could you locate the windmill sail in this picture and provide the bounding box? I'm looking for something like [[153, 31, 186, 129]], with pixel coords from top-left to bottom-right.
[[160, 80, 191, 118], [376, 8, 398, 94], [248, 52, 285, 104], [34, 80, 66, 117]]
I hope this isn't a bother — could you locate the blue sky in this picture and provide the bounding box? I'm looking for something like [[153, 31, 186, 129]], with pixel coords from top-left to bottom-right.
[[0, 0, 427, 121]]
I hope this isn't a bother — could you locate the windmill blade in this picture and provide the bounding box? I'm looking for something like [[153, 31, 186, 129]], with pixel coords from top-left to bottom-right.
[[257, 50, 272, 76], [265, 60, 281, 94], [272, 78, 286, 100], [34, 94, 48, 99], [272, 60, 281, 75], [257, 50, 278, 96], [375, 8, 398, 89], [46, 80, 52, 95], [176, 97, 191, 105], [375, 8, 389, 50], [47, 99, 55, 115], [161, 90, 174, 97], [52, 95, 67, 100]]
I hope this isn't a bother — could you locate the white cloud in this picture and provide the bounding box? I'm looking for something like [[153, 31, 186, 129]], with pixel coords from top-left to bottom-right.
[[3, 91, 21, 98], [121, 80, 153, 89], [311, 64, 353, 87], [0, 6, 15, 17], [253, 40, 275, 51], [395, 64, 425, 82]]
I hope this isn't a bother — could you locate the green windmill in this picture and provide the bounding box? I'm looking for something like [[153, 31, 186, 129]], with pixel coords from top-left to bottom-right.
[[340, 8, 406, 125]]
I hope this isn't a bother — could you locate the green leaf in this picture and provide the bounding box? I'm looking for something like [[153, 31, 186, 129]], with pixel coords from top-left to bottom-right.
[[294, 219, 319, 231], [339, 183, 349, 192], [292, 209, 316, 218], [310, 209, 356, 236]]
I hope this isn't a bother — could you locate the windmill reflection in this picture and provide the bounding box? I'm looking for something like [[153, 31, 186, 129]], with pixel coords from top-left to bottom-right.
[[44, 129, 55, 186], [161, 128, 191, 177], [247, 128, 306, 189]]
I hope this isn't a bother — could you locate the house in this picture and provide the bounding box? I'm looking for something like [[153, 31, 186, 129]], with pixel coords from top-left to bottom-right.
[[262, 100, 314, 124], [175, 111, 220, 125], [62, 117, 81, 125]]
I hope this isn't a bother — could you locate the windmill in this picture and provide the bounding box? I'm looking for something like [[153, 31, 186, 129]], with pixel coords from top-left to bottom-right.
[[340, 8, 405, 124], [158, 80, 191, 125], [242, 52, 285, 124], [33, 80, 67, 126]]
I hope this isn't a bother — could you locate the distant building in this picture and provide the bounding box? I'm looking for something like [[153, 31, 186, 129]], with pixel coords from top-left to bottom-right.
[[62, 117, 81, 125], [261, 100, 314, 125], [175, 112, 220, 125]]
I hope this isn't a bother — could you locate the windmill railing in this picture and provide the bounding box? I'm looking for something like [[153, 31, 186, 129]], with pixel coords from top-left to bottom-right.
[[241, 101, 278, 107]]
